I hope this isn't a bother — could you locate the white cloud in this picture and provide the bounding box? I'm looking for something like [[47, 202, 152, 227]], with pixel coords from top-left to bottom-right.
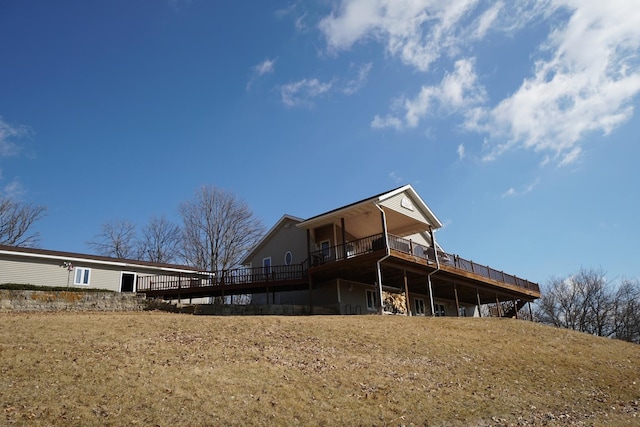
[[343, 62, 372, 95], [280, 78, 333, 107], [469, 1, 640, 165], [372, 58, 485, 129], [457, 143, 465, 159], [247, 58, 277, 90], [318, 0, 549, 72], [501, 187, 516, 198], [255, 59, 276, 76], [3, 179, 25, 199], [321, 1, 640, 167], [501, 178, 539, 197], [0, 116, 26, 157], [388, 171, 403, 183]]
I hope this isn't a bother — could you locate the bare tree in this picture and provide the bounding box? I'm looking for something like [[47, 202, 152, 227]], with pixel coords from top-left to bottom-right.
[[611, 279, 640, 344], [537, 268, 615, 337], [88, 220, 138, 259], [179, 186, 265, 271], [0, 197, 47, 247], [138, 216, 182, 264]]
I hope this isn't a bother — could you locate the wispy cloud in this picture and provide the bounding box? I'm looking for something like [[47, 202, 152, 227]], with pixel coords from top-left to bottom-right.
[[280, 78, 333, 107], [279, 63, 371, 106], [388, 171, 403, 184], [321, 0, 640, 167], [0, 116, 27, 157], [457, 143, 465, 160], [501, 178, 539, 198], [343, 62, 372, 95], [247, 58, 277, 90], [371, 58, 485, 129], [2, 179, 25, 199]]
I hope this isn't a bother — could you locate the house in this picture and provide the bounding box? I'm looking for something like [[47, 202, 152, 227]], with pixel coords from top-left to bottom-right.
[[0, 245, 200, 292], [139, 185, 540, 318]]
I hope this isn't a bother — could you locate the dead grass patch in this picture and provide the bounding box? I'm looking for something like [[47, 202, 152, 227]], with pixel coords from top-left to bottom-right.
[[1, 313, 638, 426]]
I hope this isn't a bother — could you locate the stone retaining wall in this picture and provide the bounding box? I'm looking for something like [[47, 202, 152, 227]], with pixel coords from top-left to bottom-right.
[[193, 303, 340, 316], [0, 290, 147, 312]]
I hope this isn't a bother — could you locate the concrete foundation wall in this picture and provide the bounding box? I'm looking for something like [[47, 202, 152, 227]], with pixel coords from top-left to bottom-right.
[[0, 290, 147, 312]]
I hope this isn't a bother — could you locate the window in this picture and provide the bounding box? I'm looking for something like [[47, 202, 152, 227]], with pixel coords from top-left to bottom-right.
[[320, 240, 331, 260], [284, 251, 293, 266], [414, 298, 425, 316], [434, 304, 446, 317], [263, 257, 271, 275], [74, 267, 91, 285], [366, 289, 377, 311]]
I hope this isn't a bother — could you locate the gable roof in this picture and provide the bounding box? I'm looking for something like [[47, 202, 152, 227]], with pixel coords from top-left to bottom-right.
[[0, 244, 199, 273], [297, 184, 443, 231]]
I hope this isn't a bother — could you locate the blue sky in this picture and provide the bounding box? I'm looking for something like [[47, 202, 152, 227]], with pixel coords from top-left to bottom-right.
[[1, 0, 639, 285]]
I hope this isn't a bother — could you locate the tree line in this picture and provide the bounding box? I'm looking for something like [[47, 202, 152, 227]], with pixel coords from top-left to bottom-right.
[[87, 185, 265, 271], [535, 268, 640, 344]]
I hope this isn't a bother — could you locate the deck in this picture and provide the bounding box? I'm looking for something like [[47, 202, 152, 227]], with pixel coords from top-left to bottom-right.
[[138, 232, 539, 302]]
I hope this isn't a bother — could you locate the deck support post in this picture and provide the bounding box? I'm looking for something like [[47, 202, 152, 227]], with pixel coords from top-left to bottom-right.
[[454, 283, 460, 317], [341, 218, 347, 260], [308, 275, 314, 315], [528, 301, 534, 321], [512, 298, 519, 319], [495, 294, 502, 317], [403, 270, 411, 316], [428, 275, 435, 317], [476, 288, 482, 318]]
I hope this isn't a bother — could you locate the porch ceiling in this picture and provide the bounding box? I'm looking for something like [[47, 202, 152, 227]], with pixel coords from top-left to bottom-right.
[[299, 202, 431, 240]]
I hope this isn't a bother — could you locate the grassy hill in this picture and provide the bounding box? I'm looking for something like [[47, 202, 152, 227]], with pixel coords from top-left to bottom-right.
[[1, 312, 638, 426]]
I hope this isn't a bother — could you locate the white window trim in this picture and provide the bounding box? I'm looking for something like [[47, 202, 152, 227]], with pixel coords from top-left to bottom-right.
[[414, 298, 425, 316], [74, 267, 91, 286], [284, 251, 293, 266], [120, 271, 137, 292]]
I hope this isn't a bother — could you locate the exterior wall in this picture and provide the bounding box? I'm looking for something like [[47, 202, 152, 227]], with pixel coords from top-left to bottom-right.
[[245, 217, 307, 268], [313, 224, 335, 248], [251, 281, 338, 308], [0, 252, 191, 292], [408, 292, 479, 317], [337, 280, 378, 315], [380, 192, 431, 226]]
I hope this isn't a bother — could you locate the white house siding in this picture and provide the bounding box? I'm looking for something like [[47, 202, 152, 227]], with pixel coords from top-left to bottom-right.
[[1, 249, 198, 293], [380, 192, 432, 226], [1, 257, 71, 288]]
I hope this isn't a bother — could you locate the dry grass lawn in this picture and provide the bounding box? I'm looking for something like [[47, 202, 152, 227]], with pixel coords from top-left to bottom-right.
[[1, 312, 639, 426]]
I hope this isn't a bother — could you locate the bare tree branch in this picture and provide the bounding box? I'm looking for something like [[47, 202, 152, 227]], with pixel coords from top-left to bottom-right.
[[0, 197, 47, 247], [179, 186, 265, 271], [138, 216, 181, 264], [87, 220, 138, 259]]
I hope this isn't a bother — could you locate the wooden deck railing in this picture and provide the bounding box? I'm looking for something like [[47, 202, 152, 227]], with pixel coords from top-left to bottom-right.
[[309, 233, 540, 294], [137, 263, 307, 294]]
